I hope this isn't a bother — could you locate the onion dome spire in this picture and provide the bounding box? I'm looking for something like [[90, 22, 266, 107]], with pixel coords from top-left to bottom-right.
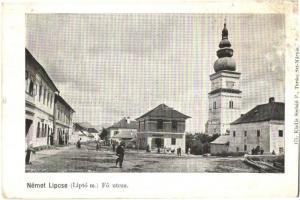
[[214, 20, 236, 72]]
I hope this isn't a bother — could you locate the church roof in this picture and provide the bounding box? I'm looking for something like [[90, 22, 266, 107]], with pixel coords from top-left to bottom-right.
[[108, 118, 137, 129], [136, 104, 191, 120], [231, 98, 284, 125]]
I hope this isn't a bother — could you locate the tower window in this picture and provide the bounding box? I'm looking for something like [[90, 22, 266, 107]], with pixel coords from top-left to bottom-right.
[[213, 101, 217, 109], [278, 130, 283, 137], [233, 131, 236, 137], [244, 131, 247, 137], [244, 145, 247, 151], [229, 101, 233, 109]]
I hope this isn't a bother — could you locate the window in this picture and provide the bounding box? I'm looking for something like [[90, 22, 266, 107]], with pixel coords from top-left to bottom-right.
[[138, 122, 140, 131], [43, 89, 46, 104], [257, 130, 260, 137], [36, 122, 40, 138], [28, 81, 34, 96], [233, 131, 236, 137], [39, 85, 42, 101], [236, 147, 239, 152], [47, 92, 50, 106], [171, 138, 176, 145], [50, 95, 52, 108], [229, 101, 233, 109], [244, 131, 247, 137], [144, 120, 146, 130], [244, 145, 247, 151], [172, 120, 177, 131], [213, 101, 217, 109], [279, 130, 283, 137], [157, 119, 163, 129], [41, 123, 44, 137]]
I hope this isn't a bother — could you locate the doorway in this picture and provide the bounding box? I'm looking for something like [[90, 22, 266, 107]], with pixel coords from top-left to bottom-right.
[[151, 138, 164, 148]]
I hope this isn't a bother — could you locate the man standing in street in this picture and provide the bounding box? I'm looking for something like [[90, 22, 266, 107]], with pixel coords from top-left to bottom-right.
[[115, 142, 125, 168]]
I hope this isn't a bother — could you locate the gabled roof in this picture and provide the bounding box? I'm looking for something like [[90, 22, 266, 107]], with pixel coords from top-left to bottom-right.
[[55, 94, 75, 112], [74, 122, 99, 133], [136, 104, 191, 120], [25, 48, 59, 92], [108, 118, 137, 129], [210, 135, 230, 145], [231, 100, 284, 125]]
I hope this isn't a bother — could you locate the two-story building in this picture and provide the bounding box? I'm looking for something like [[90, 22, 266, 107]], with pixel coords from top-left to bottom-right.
[[25, 49, 59, 147], [53, 94, 75, 145], [229, 97, 284, 154], [136, 104, 190, 153]]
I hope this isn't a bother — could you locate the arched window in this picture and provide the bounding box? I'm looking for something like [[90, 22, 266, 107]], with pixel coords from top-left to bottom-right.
[[229, 101, 233, 109], [213, 101, 217, 109]]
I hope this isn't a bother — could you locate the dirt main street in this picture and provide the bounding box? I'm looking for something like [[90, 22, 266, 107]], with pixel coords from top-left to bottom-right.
[[26, 143, 259, 173]]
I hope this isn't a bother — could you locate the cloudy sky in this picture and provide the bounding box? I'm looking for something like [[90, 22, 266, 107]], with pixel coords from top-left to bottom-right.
[[26, 14, 285, 132]]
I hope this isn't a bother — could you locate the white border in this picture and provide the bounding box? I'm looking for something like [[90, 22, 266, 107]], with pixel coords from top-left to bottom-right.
[[1, 0, 299, 199]]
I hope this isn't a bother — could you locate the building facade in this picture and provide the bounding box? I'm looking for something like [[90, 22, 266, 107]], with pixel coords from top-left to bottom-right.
[[136, 104, 190, 153], [229, 97, 284, 154], [70, 122, 98, 143], [210, 135, 230, 154], [207, 22, 242, 135], [108, 117, 137, 144], [25, 49, 59, 147], [53, 94, 75, 145]]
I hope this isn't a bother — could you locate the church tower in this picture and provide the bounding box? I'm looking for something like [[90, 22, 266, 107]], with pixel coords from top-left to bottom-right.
[[207, 21, 242, 135]]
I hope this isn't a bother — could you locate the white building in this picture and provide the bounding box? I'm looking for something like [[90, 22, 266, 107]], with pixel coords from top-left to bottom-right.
[[229, 97, 284, 154], [107, 117, 137, 144], [53, 94, 75, 145], [207, 22, 242, 135], [25, 49, 59, 147]]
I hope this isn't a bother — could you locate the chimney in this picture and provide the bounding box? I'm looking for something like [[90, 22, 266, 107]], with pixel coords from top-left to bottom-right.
[[269, 97, 275, 103]]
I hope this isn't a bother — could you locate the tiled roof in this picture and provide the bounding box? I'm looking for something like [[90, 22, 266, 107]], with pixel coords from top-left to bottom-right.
[[136, 104, 191, 120], [231, 101, 284, 125], [210, 135, 230, 144], [74, 122, 99, 133], [108, 118, 137, 129]]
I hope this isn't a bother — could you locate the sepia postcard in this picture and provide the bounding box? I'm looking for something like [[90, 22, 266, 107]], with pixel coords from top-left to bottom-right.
[[1, 0, 299, 199]]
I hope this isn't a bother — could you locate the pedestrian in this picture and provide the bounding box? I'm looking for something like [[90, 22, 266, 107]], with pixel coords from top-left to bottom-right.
[[179, 147, 182, 156], [25, 143, 36, 165], [96, 141, 100, 151], [146, 144, 150, 152], [76, 138, 81, 149], [115, 142, 125, 168], [188, 147, 191, 155], [112, 141, 116, 152]]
